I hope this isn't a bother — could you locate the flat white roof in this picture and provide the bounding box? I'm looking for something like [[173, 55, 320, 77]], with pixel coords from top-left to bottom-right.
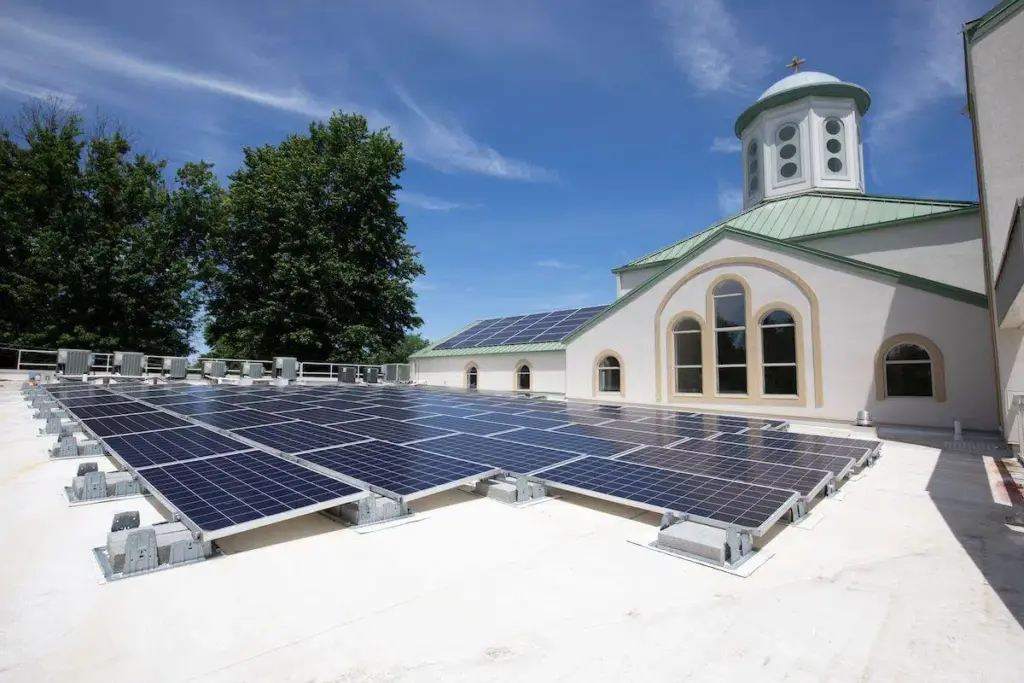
[[2, 381, 1024, 682]]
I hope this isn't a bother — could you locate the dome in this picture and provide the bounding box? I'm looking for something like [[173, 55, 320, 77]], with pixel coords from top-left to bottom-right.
[[758, 71, 843, 100], [734, 70, 871, 137]]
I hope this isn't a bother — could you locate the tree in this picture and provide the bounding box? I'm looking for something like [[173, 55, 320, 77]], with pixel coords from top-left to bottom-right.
[[0, 100, 223, 354], [205, 111, 425, 362], [373, 333, 430, 364]]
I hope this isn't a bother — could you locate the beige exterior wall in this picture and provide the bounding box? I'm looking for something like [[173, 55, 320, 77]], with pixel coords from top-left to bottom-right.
[[412, 351, 565, 394], [802, 212, 985, 293], [565, 236, 998, 430], [617, 265, 664, 297]]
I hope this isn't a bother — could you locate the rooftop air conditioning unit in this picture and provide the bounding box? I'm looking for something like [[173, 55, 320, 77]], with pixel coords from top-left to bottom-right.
[[364, 367, 379, 384], [383, 364, 410, 383], [273, 357, 297, 381], [162, 357, 188, 379], [113, 352, 146, 377], [57, 348, 93, 376], [241, 361, 264, 379], [202, 360, 227, 378], [339, 366, 357, 384]]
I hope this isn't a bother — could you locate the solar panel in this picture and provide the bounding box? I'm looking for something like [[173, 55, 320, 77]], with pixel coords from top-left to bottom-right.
[[64, 402, 156, 419], [274, 407, 375, 426], [685, 412, 788, 431], [299, 441, 499, 498], [136, 451, 365, 537], [323, 417, 455, 445], [408, 415, 518, 436], [618, 446, 833, 500], [518, 411, 619, 426], [104, 426, 252, 469], [212, 392, 280, 405], [142, 394, 216, 406], [410, 404, 490, 418], [412, 433, 580, 474], [244, 399, 310, 414], [233, 422, 368, 454], [595, 419, 720, 440], [157, 400, 240, 415], [60, 394, 136, 408], [350, 405, 439, 422], [714, 431, 877, 464], [558, 423, 688, 447], [308, 398, 372, 412], [642, 413, 783, 433], [434, 305, 608, 350], [534, 457, 799, 533], [189, 409, 297, 431], [490, 427, 636, 458], [82, 412, 192, 437], [468, 413, 569, 430], [365, 398, 421, 409]]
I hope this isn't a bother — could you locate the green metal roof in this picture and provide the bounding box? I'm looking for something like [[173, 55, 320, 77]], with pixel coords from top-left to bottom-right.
[[411, 341, 565, 359], [965, 0, 1024, 43], [615, 191, 978, 273]]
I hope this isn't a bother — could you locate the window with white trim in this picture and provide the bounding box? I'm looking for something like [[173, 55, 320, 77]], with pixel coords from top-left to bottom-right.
[[884, 344, 933, 397], [672, 318, 702, 394], [597, 356, 621, 393], [466, 366, 478, 389], [713, 280, 747, 394], [516, 364, 531, 391], [775, 123, 802, 182], [760, 310, 797, 395], [823, 117, 846, 176]]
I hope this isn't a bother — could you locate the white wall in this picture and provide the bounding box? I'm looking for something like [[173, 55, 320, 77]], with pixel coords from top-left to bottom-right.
[[413, 351, 566, 394], [801, 212, 985, 293], [565, 236, 998, 429], [617, 266, 663, 297]]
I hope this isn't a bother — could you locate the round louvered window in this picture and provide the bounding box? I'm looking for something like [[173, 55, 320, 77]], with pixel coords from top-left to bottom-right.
[[823, 117, 846, 176]]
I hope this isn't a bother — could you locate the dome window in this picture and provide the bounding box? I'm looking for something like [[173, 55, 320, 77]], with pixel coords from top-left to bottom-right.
[[775, 123, 802, 182]]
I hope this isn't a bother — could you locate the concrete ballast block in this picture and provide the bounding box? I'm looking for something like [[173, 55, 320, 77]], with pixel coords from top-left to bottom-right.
[[657, 521, 729, 564]]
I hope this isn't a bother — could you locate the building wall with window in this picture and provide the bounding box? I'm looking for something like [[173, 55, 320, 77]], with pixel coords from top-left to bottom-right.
[[412, 351, 566, 394], [564, 235, 998, 429]]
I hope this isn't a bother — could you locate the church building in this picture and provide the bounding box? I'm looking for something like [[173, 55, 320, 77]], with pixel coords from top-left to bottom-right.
[[413, 4, 1024, 438]]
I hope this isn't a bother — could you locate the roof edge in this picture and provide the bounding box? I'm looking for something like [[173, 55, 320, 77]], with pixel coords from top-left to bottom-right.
[[965, 0, 1024, 43], [734, 82, 871, 137], [409, 319, 482, 358], [786, 205, 980, 244], [412, 342, 566, 359]]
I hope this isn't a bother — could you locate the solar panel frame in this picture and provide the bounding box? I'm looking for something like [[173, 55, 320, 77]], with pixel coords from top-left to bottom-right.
[[134, 450, 367, 540], [712, 431, 876, 465], [309, 398, 375, 412], [189, 409, 299, 431], [410, 433, 582, 475], [667, 438, 856, 480], [274, 407, 378, 426], [466, 413, 570, 430], [557, 423, 691, 448], [59, 394, 137, 408], [350, 405, 441, 421], [489, 427, 637, 458], [233, 422, 370, 454], [410, 404, 492, 418], [407, 415, 520, 436], [322, 417, 456, 445], [533, 456, 800, 535], [63, 402, 157, 419], [243, 399, 311, 414], [103, 426, 254, 469], [595, 419, 723, 440], [617, 446, 834, 501], [154, 400, 242, 415], [81, 412, 193, 437]]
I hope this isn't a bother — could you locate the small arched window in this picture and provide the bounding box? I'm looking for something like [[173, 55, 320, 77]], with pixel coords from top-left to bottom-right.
[[760, 310, 797, 395], [775, 123, 801, 182], [746, 139, 760, 200], [597, 356, 621, 393], [516, 364, 531, 391], [884, 344, 933, 397], [713, 280, 747, 394], [673, 318, 702, 394], [465, 365, 478, 390], [823, 117, 846, 176]]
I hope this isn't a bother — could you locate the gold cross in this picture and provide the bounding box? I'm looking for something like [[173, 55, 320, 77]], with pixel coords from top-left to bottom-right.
[[786, 56, 806, 73]]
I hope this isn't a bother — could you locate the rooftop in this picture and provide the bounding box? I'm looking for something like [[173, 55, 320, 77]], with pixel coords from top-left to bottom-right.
[[3, 381, 1024, 682]]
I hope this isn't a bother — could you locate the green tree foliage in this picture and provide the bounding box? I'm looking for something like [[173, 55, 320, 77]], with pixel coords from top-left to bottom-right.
[[0, 101, 224, 354], [205, 112, 425, 362], [373, 333, 430, 364]]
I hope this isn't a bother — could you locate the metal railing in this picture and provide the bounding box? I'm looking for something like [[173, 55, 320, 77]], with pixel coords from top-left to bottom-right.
[[298, 362, 383, 381]]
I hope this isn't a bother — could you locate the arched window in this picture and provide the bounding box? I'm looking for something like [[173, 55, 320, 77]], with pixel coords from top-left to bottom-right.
[[465, 365, 478, 390], [713, 280, 747, 394], [884, 344, 933, 397], [516, 363, 531, 391], [760, 310, 797, 395], [597, 356, 621, 393], [673, 317, 703, 394], [823, 117, 846, 176], [775, 123, 801, 182]]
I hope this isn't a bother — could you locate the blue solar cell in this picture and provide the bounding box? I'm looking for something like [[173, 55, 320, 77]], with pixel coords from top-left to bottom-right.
[[410, 404, 491, 418], [489, 427, 635, 457], [212, 392, 281, 405], [412, 433, 578, 474], [233, 422, 367, 454], [190, 409, 297, 431], [275, 407, 374, 426], [137, 451, 364, 533], [65, 402, 155, 419], [667, 438, 855, 479], [406, 415, 514, 435], [713, 431, 876, 463], [535, 457, 799, 532], [104, 426, 251, 468], [60, 394, 136, 408], [312, 399, 374, 412], [324, 417, 454, 445], [434, 306, 607, 350], [83, 412, 192, 437], [596, 419, 719, 440], [351, 405, 440, 421], [299, 440, 498, 497], [467, 412, 568, 430], [245, 399, 310, 414], [158, 400, 240, 415]]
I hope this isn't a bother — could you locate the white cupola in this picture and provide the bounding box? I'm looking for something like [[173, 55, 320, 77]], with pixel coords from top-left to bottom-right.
[[734, 61, 871, 209]]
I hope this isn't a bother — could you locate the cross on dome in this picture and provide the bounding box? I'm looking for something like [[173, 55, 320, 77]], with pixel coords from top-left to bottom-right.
[[786, 56, 806, 73]]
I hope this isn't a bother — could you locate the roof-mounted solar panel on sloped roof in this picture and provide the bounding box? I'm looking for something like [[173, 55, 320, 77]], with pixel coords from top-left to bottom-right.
[[434, 306, 608, 350]]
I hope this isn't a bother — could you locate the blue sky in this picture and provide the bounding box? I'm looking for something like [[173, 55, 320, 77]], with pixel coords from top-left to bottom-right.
[[0, 0, 993, 346]]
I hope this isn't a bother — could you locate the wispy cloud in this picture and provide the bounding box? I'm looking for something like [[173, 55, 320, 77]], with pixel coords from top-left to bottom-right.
[[0, 77, 79, 107], [710, 136, 741, 153], [535, 259, 575, 269], [413, 281, 438, 292], [398, 191, 465, 211], [868, 0, 987, 150], [717, 185, 743, 215], [655, 0, 771, 94], [0, 13, 554, 182]]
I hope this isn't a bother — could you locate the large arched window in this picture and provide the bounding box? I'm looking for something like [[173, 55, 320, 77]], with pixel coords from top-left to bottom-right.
[[760, 310, 797, 395], [516, 363, 531, 391], [597, 356, 621, 393], [465, 365, 478, 390], [884, 344, 933, 397], [672, 317, 702, 394], [713, 280, 747, 394]]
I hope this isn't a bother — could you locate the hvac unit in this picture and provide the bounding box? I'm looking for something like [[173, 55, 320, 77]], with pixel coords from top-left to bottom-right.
[[339, 366, 357, 384], [202, 360, 227, 378], [57, 348, 93, 376], [273, 357, 298, 381], [241, 361, 264, 379], [113, 352, 146, 376], [364, 367, 380, 384], [162, 357, 188, 379], [383, 364, 411, 383]]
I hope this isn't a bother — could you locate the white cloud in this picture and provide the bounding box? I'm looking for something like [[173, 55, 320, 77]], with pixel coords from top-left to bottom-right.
[[717, 186, 743, 215], [869, 0, 989, 149], [656, 0, 771, 94], [0, 14, 554, 182], [398, 191, 465, 211], [0, 77, 79, 107], [535, 259, 574, 269], [710, 136, 742, 153]]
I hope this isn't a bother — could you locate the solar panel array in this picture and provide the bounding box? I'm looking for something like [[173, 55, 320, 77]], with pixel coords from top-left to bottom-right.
[[41, 378, 879, 541], [434, 305, 608, 349]]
